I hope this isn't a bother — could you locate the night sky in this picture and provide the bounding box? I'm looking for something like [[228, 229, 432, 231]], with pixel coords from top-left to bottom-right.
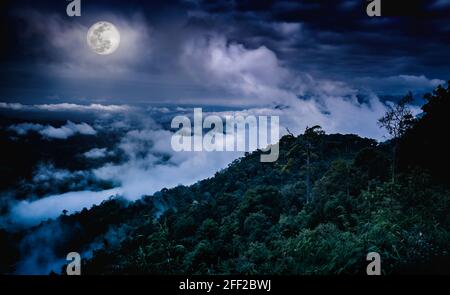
[[1, 0, 449, 105]]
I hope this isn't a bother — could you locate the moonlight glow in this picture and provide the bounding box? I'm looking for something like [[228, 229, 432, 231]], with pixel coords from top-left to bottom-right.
[[87, 21, 121, 55]]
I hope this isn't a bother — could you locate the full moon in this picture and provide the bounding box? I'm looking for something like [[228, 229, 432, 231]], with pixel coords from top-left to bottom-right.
[[87, 21, 121, 55]]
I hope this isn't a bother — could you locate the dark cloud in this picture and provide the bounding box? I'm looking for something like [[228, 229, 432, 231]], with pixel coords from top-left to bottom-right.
[[0, 0, 449, 103], [185, 0, 450, 80]]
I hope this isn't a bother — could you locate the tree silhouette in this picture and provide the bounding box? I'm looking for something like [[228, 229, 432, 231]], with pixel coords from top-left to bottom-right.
[[303, 126, 324, 202], [399, 81, 450, 184], [378, 93, 415, 182]]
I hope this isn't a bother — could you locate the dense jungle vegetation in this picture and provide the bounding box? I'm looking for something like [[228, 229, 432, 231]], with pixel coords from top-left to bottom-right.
[[2, 83, 449, 275]]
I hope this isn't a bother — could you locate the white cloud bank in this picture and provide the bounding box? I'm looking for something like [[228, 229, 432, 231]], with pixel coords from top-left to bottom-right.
[[181, 35, 295, 105], [7, 126, 243, 227], [10, 188, 122, 227], [0, 102, 131, 112], [9, 121, 97, 139], [93, 128, 243, 201]]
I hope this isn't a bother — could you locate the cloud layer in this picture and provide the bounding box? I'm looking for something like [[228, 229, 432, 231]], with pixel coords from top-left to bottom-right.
[[0, 102, 131, 112], [9, 121, 97, 139]]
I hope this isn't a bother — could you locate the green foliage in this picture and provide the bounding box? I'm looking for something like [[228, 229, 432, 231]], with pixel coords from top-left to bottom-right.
[[78, 84, 450, 274]]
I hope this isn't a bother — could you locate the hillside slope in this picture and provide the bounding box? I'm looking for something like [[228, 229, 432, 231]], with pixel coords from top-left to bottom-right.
[[2, 83, 450, 275], [76, 131, 449, 274]]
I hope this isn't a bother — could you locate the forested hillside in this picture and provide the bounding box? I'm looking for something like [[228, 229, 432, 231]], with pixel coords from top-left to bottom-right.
[[77, 84, 450, 274], [2, 84, 449, 275]]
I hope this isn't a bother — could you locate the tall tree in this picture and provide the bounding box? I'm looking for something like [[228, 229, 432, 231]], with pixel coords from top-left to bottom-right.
[[378, 93, 415, 182], [281, 126, 323, 203], [303, 126, 324, 202]]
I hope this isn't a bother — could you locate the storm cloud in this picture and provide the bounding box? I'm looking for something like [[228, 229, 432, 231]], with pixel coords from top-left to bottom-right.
[[1, 0, 448, 104]]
